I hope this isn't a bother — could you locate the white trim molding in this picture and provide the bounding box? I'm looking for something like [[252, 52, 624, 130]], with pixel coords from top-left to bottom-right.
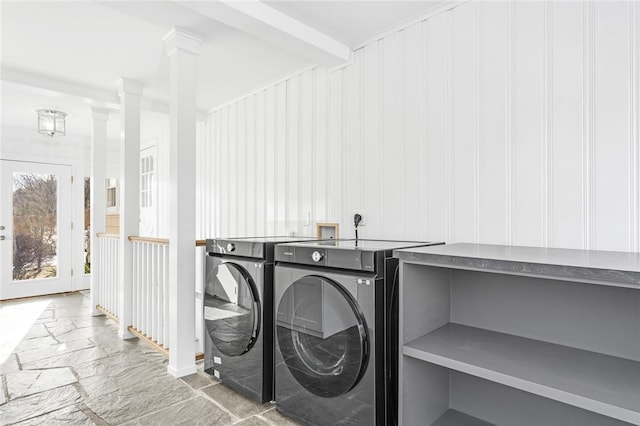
[[162, 27, 204, 57]]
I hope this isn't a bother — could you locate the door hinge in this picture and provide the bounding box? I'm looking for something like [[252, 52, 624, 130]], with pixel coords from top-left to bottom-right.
[[71, 268, 74, 276], [71, 222, 74, 230], [71, 176, 74, 184]]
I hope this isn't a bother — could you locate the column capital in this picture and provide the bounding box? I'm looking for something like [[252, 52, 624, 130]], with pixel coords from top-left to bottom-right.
[[91, 106, 110, 122], [162, 26, 204, 56], [116, 78, 144, 98]]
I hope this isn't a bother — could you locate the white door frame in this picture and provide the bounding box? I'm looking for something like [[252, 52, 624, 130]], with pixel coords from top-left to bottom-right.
[[0, 160, 73, 300]]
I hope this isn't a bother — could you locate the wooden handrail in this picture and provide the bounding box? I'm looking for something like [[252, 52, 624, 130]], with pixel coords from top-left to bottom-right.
[[126, 236, 207, 247], [128, 236, 170, 245], [96, 233, 120, 239]]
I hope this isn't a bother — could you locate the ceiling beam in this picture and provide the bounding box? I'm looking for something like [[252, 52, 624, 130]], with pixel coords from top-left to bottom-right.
[[180, 0, 352, 66], [2, 67, 120, 110], [1, 68, 207, 120]]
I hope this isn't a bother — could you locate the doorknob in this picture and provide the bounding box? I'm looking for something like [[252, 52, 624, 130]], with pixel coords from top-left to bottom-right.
[[0, 235, 5, 241], [0, 225, 4, 230]]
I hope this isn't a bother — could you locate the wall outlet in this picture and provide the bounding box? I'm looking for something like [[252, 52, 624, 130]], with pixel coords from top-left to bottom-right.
[[355, 211, 366, 226]]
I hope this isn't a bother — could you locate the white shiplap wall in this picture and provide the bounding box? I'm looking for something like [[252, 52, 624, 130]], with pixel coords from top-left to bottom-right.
[[196, 0, 640, 252]]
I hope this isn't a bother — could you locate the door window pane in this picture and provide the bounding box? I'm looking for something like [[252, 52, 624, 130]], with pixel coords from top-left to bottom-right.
[[12, 173, 58, 280], [140, 155, 153, 208], [276, 276, 369, 397], [204, 261, 259, 356]]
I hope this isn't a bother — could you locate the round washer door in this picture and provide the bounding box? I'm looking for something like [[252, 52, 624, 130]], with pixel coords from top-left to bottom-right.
[[276, 275, 369, 398], [204, 261, 260, 356]]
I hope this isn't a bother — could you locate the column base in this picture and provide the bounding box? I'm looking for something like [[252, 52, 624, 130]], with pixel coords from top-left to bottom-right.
[[167, 363, 198, 378], [90, 305, 102, 317], [118, 327, 136, 340]]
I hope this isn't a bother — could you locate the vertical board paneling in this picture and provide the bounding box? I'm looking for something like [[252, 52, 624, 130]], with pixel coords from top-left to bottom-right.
[[593, 1, 632, 251], [237, 100, 247, 235], [204, 123, 211, 236], [343, 53, 362, 238], [313, 67, 329, 224], [361, 42, 382, 239], [634, 1, 640, 251], [551, 2, 584, 249], [425, 14, 450, 242], [195, 124, 203, 236], [210, 121, 215, 236], [215, 113, 222, 236], [478, 1, 508, 244], [220, 108, 230, 236], [300, 70, 314, 236], [402, 24, 423, 241], [420, 21, 431, 242], [228, 104, 238, 236], [265, 87, 276, 236], [246, 97, 256, 236], [451, 5, 477, 243], [255, 91, 266, 237], [199, 123, 207, 237], [274, 83, 287, 235], [286, 76, 300, 235], [196, 1, 637, 252], [328, 70, 344, 225], [513, 1, 545, 246], [381, 33, 404, 240]]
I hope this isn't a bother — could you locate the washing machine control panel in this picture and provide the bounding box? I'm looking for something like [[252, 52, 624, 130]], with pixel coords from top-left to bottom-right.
[[226, 243, 236, 252], [276, 246, 327, 266], [311, 250, 324, 263], [275, 246, 373, 271]]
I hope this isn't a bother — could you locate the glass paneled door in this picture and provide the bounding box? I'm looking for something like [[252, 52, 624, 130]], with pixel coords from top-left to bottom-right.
[[0, 160, 72, 300]]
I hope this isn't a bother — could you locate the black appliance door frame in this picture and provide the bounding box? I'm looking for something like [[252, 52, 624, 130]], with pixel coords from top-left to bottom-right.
[[276, 273, 370, 398], [204, 256, 262, 357]]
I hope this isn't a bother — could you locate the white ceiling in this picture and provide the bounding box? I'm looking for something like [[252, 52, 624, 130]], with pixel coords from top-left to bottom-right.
[[1, 0, 442, 142], [266, 1, 444, 48]]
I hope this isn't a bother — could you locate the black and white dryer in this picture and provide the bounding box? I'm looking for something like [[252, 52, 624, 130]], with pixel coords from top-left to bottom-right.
[[204, 236, 318, 403], [273, 239, 443, 425]]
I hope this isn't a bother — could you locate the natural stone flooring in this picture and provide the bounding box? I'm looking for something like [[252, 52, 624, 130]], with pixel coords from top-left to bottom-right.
[[0, 292, 298, 426]]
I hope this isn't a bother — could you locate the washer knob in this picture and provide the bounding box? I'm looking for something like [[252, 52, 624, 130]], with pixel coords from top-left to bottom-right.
[[226, 243, 236, 252], [311, 250, 324, 263]]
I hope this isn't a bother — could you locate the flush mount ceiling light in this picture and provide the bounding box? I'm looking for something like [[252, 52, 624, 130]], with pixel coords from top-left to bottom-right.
[[37, 109, 67, 137]]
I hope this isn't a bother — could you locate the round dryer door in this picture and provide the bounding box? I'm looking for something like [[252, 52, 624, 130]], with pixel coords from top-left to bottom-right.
[[204, 261, 260, 356], [276, 275, 369, 398]]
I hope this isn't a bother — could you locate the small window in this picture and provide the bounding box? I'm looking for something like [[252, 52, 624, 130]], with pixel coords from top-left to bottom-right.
[[106, 187, 117, 208], [140, 155, 154, 208]]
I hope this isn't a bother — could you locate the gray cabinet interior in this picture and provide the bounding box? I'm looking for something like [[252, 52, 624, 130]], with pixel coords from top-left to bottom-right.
[[396, 244, 640, 426]]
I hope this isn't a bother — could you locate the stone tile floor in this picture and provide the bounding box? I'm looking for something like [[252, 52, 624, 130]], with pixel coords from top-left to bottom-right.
[[0, 292, 298, 426]]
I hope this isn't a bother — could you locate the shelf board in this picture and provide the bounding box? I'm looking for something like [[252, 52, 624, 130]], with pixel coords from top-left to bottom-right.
[[431, 409, 494, 426], [403, 323, 640, 424]]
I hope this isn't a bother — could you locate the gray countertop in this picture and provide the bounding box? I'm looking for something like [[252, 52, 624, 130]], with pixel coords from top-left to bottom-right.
[[393, 243, 640, 288]]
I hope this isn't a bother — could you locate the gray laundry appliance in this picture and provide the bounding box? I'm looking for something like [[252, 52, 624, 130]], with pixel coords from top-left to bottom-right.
[[203, 236, 319, 403], [273, 239, 444, 425]]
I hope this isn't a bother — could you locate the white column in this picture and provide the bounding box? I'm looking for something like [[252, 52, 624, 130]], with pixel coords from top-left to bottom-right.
[[116, 78, 143, 339], [90, 107, 109, 316], [163, 27, 203, 377]]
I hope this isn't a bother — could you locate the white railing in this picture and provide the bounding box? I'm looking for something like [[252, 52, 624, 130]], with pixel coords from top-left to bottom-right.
[[96, 235, 205, 359], [96, 233, 120, 319], [130, 236, 170, 350]]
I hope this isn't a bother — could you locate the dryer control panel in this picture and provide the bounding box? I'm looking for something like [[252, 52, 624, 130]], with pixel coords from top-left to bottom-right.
[[275, 245, 376, 272]]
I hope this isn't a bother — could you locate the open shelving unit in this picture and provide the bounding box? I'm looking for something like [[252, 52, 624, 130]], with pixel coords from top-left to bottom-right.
[[394, 244, 640, 426], [431, 409, 494, 426]]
